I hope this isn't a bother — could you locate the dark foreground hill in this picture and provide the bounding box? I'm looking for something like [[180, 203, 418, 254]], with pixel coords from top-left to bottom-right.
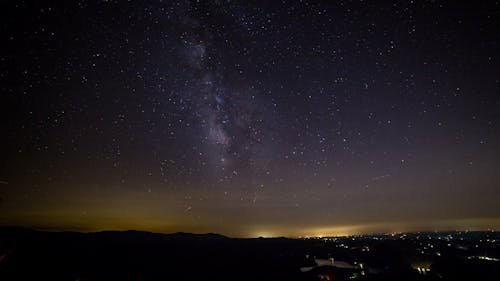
[[0, 227, 499, 281], [0, 227, 309, 281]]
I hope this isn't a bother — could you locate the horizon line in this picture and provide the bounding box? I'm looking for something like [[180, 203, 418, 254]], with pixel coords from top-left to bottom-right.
[[0, 224, 497, 239]]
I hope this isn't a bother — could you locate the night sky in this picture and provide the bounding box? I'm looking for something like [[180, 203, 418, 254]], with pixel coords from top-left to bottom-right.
[[1, 1, 499, 237]]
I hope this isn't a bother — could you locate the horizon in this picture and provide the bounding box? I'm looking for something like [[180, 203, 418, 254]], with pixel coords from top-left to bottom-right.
[[2, 217, 499, 238]]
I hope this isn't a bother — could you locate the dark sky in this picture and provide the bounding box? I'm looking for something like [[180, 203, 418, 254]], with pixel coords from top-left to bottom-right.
[[1, 0, 499, 237]]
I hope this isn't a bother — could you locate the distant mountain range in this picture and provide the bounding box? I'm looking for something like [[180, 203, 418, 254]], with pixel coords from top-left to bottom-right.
[[0, 226, 229, 240]]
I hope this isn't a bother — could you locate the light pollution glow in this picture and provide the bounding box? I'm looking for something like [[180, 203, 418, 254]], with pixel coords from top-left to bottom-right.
[[1, 184, 499, 237], [1, 206, 498, 238]]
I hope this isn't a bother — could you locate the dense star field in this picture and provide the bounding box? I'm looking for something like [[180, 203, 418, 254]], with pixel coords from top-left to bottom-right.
[[1, 1, 499, 237]]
